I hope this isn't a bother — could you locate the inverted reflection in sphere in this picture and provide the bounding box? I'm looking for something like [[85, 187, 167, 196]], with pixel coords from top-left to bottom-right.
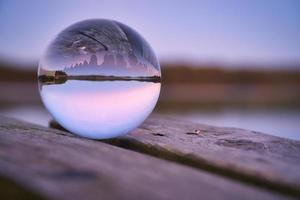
[[38, 19, 161, 139]]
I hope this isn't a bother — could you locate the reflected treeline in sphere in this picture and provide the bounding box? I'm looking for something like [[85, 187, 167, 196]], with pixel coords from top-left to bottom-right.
[[38, 19, 161, 139]]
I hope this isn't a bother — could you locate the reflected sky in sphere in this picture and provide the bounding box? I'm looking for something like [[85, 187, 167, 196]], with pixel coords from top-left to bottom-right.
[[38, 19, 161, 139]]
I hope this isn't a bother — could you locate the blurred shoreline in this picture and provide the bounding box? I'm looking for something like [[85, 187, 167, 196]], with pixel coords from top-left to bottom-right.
[[1, 61, 300, 111]]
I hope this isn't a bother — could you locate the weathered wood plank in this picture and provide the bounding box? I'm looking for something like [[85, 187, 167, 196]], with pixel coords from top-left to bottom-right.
[[0, 116, 291, 200], [118, 115, 300, 197], [50, 114, 300, 197]]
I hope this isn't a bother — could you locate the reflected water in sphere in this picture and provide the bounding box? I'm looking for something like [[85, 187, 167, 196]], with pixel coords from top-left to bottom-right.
[[38, 19, 161, 139]]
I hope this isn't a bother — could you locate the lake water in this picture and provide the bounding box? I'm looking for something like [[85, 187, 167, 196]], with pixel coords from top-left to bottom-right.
[[1, 105, 299, 141], [173, 108, 300, 141]]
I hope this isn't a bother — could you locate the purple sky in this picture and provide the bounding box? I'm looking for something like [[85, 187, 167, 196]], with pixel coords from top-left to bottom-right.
[[0, 0, 299, 68]]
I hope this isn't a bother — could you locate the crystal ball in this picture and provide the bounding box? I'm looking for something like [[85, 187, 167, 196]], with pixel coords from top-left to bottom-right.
[[38, 19, 161, 139]]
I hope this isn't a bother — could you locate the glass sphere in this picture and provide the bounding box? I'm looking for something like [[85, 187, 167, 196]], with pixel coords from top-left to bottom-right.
[[38, 19, 161, 139]]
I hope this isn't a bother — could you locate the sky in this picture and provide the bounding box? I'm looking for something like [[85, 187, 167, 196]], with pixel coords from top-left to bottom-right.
[[0, 0, 299, 68]]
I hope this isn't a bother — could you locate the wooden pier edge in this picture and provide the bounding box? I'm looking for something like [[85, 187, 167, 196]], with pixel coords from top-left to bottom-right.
[[50, 114, 300, 198], [0, 115, 299, 199]]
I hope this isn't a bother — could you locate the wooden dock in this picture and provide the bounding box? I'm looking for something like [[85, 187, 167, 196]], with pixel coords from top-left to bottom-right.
[[0, 115, 299, 200]]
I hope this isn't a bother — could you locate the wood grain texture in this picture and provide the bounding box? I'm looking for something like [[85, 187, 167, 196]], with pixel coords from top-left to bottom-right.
[[0, 116, 292, 200], [113, 114, 300, 197], [50, 114, 300, 197]]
